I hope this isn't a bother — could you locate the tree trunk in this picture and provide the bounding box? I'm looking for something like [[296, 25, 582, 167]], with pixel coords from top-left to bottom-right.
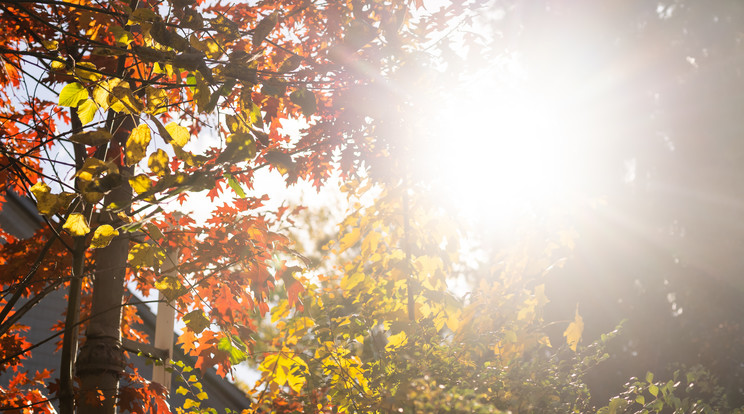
[[75, 116, 134, 414]]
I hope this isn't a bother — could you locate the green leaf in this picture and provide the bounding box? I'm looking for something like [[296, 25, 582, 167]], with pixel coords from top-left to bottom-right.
[[646, 372, 654, 383], [77, 99, 98, 125], [183, 309, 210, 333], [649, 383, 659, 397], [59, 83, 89, 107], [217, 336, 247, 364], [224, 173, 246, 198]]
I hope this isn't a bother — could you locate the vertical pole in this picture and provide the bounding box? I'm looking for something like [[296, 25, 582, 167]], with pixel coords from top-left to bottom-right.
[[152, 250, 177, 390], [76, 115, 134, 414]]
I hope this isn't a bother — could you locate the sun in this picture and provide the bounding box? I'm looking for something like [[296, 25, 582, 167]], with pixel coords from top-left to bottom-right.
[[417, 63, 590, 227]]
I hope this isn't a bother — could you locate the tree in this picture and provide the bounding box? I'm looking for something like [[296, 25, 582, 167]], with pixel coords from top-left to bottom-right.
[[4, 0, 744, 413], [0, 0, 440, 412]]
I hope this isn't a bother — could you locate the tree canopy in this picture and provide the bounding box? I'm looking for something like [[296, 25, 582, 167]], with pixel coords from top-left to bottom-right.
[[1, 0, 744, 413]]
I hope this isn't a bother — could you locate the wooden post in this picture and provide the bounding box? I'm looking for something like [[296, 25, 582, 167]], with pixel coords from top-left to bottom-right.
[[152, 250, 177, 390]]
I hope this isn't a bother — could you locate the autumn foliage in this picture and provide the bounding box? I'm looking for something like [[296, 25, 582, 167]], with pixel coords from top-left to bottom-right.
[[0, 0, 506, 411], [2, 0, 744, 413]]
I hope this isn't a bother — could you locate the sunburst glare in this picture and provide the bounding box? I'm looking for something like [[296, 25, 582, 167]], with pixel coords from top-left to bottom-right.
[[417, 58, 594, 228]]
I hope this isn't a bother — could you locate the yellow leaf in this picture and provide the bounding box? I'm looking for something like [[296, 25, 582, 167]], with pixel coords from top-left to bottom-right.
[[340, 272, 365, 291], [93, 79, 125, 111], [189, 34, 221, 59], [535, 284, 549, 308], [36, 191, 75, 216], [31, 182, 61, 215], [183, 399, 199, 409], [385, 331, 408, 351], [75, 62, 100, 82], [539, 335, 552, 348], [126, 124, 151, 166], [42, 40, 59, 51], [446, 310, 460, 332], [76, 157, 109, 182], [111, 85, 144, 114], [128, 242, 163, 268], [148, 149, 170, 176], [59, 83, 88, 107], [564, 306, 584, 351], [77, 99, 98, 125], [51, 60, 67, 72], [195, 392, 208, 401], [63, 213, 90, 236], [145, 86, 169, 115], [194, 72, 210, 113], [165, 122, 190, 147], [337, 227, 360, 253], [30, 182, 51, 200], [91, 224, 119, 248]]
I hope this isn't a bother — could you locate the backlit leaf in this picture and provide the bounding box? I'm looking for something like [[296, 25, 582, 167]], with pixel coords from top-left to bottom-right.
[[564, 306, 584, 351], [129, 174, 152, 194], [74, 62, 100, 82], [91, 225, 119, 248], [217, 336, 247, 364], [77, 99, 98, 125], [224, 173, 246, 198], [338, 227, 360, 253], [155, 275, 186, 302], [194, 72, 210, 113], [126, 124, 152, 166], [76, 157, 111, 182], [165, 122, 190, 147], [386, 331, 408, 351], [59, 83, 88, 107], [148, 149, 170, 176], [128, 243, 162, 268], [63, 213, 90, 236], [41, 40, 59, 51], [112, 85, 144, 114], [145, 86, 168, 115]]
